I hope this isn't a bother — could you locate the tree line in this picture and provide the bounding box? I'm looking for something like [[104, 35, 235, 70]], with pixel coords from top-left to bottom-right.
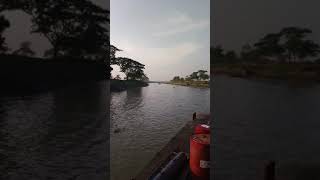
[[212, 27, 320, 64], [171, 70, 209, 82]]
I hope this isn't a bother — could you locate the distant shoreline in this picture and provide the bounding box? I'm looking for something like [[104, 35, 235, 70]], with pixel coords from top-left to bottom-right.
[[110, 79, 148, 92], [212, 63, 320, 83], [167, 81, 209, 88]]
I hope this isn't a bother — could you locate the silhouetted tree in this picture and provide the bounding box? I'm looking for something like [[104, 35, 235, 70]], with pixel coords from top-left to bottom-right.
[[211, 45, 225, 58], [252, 27, 320, 62], [280, 27, 320, 62], [225, 50, 237, 61], [117, 57, 146, 80], [1, 0, 109, 59], [110, 45, 148, 81], [254, 33, 284, 60], [0, 15, 10, 53], [13, 41, 36, 57], [141, 74, 149, 82], [110, 45, 122, 65]]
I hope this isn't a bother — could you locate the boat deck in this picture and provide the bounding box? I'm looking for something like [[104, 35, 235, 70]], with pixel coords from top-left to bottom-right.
[[133, 114, 209, 180]]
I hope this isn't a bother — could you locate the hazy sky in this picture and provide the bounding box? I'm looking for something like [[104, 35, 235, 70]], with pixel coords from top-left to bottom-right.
[[213, 0, 320, 53], [111, 0, 210, 81]]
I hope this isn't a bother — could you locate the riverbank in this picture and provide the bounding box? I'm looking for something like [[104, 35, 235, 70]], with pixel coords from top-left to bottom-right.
[[213, 63, 320, 82], [168, 81, 209, 88], [0, 54, 107, 95], [110, 79, 148, 92]]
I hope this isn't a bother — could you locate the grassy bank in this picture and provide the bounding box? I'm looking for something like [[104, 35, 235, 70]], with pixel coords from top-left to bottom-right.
[[110, 79, 148, 92], [213, 63, 320, 82], [168, 80, 209, 88]]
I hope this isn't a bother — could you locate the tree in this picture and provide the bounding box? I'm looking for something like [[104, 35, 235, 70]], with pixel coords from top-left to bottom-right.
[[225, 50, 237, 61], [1, 0, 109, 59], [117, 57, 146, 80], [110, 46, 148, 81], [110, 45, 122, 65], [185, 76, 192, 81], [254, 33, 284, 60], [211, 45, 225, 58], [141, 74, 149, 82], [252, 27, 320, 63], [0, 15, 10, 53], [172, 76, 180, 81], [190, 72, 199, 80], [279, 27, 320, 62], [198, 70, 209, 80], [13, 41, 36, 57]]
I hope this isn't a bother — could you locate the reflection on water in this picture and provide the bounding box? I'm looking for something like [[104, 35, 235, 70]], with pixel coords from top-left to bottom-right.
[[0, 81, 108, 180], [213, 76, 320, 180], [110, 83, 210, 180]]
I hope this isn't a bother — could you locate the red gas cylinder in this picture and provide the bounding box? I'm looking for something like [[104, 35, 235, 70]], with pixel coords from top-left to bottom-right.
[[190, 134, 210, 180], [194, 124, 210, 134]]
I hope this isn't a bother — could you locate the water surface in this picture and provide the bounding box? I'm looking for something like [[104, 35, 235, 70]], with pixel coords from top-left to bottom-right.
[[213, 76, 320, 180], [110, 83, 210, 180], [0, 81, 108, 180]]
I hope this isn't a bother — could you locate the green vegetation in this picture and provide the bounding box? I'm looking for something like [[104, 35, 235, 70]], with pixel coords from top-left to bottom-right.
[[212, 26, 320, 82], [170, 70, 209, 88]]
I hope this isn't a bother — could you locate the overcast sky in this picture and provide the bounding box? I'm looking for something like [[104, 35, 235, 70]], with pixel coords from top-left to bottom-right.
[[213, 0, 320, 53], [111, 0, 210, 81]]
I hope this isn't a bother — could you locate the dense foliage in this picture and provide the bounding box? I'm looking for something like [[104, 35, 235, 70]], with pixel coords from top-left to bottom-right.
[[171, 70, 209, 82], [212, 27, 320, 64]]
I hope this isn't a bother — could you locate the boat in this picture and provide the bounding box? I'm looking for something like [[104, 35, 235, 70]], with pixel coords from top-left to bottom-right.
[[133, 112, 211, 180]]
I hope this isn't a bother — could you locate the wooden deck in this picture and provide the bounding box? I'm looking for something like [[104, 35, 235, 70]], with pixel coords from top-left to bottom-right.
[[133, 114, 209, 180]]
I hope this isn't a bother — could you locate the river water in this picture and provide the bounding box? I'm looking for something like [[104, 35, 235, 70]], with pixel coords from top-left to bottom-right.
[[0, 81, 209, 180], [0, 81, 108, 180], [3, 77, 320, 180], [110, 83, 210, 180], [213, 76, 320, 180]]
